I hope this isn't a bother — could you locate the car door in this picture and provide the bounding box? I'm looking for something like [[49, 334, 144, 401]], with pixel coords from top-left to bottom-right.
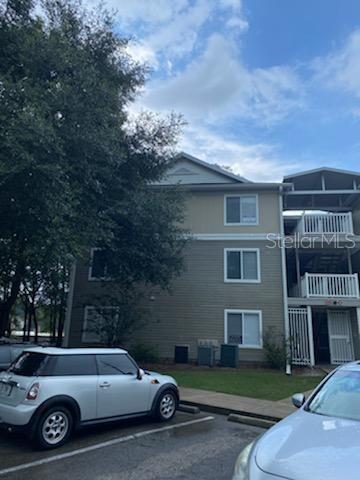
[[96, 354, 151, 419]]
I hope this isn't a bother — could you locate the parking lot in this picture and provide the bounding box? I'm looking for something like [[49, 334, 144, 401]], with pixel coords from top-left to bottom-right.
[[0, 411, 264, 479]]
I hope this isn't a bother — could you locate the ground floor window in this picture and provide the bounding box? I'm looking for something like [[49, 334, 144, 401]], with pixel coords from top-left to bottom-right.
[[224, 309, 262, 348]]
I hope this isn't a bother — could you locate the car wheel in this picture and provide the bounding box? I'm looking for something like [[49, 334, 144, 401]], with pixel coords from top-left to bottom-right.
[[33, 406, 73, 450], [155, 390, 177, 422]]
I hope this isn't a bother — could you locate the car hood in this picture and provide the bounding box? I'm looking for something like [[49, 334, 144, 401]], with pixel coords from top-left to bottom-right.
[[256, 409, 360, 480]]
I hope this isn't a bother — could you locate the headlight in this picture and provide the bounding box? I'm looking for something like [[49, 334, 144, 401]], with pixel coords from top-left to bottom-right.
[[232, 442, 254, 480]]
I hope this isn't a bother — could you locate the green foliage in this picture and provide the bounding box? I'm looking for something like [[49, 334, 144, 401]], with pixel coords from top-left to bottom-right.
[[263, 329, 289, 370], [0, 0, 186, 335], [129, 343, 159, 364]]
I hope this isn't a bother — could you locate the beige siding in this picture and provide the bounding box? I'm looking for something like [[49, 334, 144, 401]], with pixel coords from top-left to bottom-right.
[[68, 239, 285, 363], [184, 191, 281, 234]]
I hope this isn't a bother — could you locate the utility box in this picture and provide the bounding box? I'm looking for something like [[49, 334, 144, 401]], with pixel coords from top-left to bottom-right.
[[197, 345, 214, 366], [220, 344, 238, 368], [174, 345, 189, 364]]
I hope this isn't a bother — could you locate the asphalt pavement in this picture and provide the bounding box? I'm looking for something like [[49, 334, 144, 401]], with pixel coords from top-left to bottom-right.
[[0, 412, 264, 479]]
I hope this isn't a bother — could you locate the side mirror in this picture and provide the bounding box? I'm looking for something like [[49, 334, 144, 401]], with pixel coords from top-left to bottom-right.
[[137, 368, 145, 380], [292, 393, 305, 409]]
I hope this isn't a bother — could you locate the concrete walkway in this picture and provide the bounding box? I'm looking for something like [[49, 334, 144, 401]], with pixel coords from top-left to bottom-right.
[[179, 387, 313, 421]]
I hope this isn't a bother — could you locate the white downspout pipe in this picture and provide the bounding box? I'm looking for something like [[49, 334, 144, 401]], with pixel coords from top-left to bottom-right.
[[279, 186, 291, 375]]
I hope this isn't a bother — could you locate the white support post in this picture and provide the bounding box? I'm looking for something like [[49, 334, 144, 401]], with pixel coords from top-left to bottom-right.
[[62, 261, 77, 348], [307, 306, 315, 367], [347, 248, 353, 274], [357, 308, 360, 358], [295, 247, 301, 296]]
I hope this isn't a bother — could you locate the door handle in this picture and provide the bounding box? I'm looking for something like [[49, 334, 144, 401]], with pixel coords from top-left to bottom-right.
[[99, 382, 111, 388]]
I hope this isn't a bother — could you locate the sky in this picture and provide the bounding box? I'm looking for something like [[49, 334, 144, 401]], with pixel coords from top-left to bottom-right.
[[91, 0, 360, 181]]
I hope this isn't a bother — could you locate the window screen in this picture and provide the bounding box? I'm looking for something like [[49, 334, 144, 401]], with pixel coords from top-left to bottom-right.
[[225, 196, 257, 224], [226, 250, 259, 281], [226, 311, 261, 347]]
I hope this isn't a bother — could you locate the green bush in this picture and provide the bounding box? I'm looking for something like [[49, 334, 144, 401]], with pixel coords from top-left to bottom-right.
[[263, 329, 288, 370], [130, 343, 159, 363]]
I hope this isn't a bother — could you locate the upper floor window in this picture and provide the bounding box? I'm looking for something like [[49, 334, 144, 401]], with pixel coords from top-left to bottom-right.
[[225, 195, 258, 225], [224, 248, 260, 283], [89, 248, 117, 280]]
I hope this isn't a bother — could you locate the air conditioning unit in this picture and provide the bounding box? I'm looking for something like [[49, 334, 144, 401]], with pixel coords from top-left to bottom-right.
[[197, 345, 214, 366]]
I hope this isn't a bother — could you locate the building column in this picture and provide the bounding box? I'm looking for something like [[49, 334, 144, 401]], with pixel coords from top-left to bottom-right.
[[307, 306, 315, 367], [295, 247, 301, 296], [356, 308, 360, 359]]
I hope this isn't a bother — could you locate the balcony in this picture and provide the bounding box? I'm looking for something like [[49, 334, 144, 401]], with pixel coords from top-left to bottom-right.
[[296, 212, 353, 235], [301, 273, 360, 298]]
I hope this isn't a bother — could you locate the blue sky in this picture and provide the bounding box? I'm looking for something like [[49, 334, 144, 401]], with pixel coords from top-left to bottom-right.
[[95, 0, 360, 181]]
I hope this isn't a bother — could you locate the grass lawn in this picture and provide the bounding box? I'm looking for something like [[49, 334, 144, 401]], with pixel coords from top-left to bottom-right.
[[165, 369, 325, 401]]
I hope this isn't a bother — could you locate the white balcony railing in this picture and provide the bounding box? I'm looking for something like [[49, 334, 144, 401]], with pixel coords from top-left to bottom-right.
[[301, 273, 360, 298], [297, 212, 353, 235]]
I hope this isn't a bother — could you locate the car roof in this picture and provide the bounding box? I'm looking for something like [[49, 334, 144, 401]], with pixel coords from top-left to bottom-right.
[[338, 361, 360, 371], [23, 347, 128, 355]]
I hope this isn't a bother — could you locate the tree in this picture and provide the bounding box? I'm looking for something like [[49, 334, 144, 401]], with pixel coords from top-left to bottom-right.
[[0, 0, 185, 337]]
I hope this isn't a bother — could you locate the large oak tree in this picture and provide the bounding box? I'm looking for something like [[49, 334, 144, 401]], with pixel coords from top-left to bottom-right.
[[0, 0, 186, 337]]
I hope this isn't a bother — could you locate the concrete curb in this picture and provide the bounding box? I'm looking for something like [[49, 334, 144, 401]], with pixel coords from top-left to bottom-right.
[[227, 414, 276, 429], [178, 404, 200, 414], [180, 400, 283, 423]]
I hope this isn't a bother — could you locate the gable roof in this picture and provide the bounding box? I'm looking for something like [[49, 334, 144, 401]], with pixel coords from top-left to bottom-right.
[[284, 166, 360, 181], [175, 152, 251, 183]]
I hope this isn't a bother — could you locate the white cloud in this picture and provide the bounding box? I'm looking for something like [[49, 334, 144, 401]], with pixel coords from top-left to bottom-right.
[[91, 0, 189, 25], [313, 30, 360, 96], [145, 0, 212, 60], [142, 34, 303, 125], [179, 125, 303, 182]]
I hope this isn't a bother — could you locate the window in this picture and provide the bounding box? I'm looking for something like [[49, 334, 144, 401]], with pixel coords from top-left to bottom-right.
[[89, 249, 118, 280], [48, 355, 97, 376], [97, 354, 138, 376], [8, 352, 49, 377], [225, 195, 258, 225], [224, 310, 262, 348], [224, 249, 260, 282]]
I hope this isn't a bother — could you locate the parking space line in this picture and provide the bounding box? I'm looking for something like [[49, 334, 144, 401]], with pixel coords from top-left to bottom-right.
[[0, 416, 214, 477]]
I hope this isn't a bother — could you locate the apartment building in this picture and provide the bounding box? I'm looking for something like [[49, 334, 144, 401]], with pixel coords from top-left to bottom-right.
[[64, 153, 288, 363], [64, 155, 360, 367], [283, 167, 360, 366]]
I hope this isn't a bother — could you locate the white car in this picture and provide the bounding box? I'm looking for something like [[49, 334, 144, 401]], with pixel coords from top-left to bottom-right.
[[0, 347, 179, 449], [233, 362, 360, 480]]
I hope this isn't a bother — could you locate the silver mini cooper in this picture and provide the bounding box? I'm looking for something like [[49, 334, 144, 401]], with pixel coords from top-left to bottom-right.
[[0, 347, 179, 449]]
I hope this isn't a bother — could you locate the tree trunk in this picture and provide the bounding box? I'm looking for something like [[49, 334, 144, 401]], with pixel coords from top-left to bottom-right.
[[33, 307, 38, 343], [22, 301, 28, 341], [0, 272, 22, 336]]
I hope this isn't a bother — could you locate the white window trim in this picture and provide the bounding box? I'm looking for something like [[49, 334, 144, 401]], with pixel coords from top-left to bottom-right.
[[224, 309, 263, 349], [82, 305, 118, 343], [224, 194, 259, 226], [88, 247, 112, 281], [224, 248, 261, 283]]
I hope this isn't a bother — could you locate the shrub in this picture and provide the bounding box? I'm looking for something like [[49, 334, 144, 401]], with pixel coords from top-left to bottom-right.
[[263, 329, 288, 370], [130, 343, 159, 363]]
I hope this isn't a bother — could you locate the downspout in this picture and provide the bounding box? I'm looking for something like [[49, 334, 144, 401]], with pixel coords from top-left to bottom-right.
[[279, 186, 291, 375], [62, 260, 77, 348]]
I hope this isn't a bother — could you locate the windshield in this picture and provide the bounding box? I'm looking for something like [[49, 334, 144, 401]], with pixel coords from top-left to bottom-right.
[[8, 352, 48, 376], [308, 369, 360, 422]]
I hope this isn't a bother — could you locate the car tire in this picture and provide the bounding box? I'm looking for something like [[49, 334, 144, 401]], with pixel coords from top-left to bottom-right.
[[154, 390, 177, 422], [32, 406, 73, 450]]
